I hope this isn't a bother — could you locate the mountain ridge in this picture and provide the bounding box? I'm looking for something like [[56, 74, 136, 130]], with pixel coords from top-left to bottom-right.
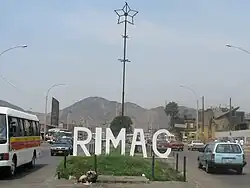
[[0, 97, 196, 130]]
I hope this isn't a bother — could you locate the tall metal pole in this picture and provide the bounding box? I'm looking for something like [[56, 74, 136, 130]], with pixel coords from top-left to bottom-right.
[[44, 84, 66, 135], [229, 97, 232, 131], [202, 96, 205, 133], [115, 2, 138, 117], [196, 99, 199, 139]]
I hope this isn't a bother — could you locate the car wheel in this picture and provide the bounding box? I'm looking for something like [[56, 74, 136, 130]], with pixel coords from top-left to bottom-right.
[[236, 167, 243, 174], [205, 162, 213, 173], [197, 158, 202, 169]]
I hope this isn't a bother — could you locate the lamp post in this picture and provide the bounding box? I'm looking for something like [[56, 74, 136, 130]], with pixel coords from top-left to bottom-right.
[[225, 44, 250, 55], [44, 84, 66, 134], [0, 45, 27, 57], [115, 2, 138, 117], [0, 45, 28, 91], [180, 85, 199, 140]]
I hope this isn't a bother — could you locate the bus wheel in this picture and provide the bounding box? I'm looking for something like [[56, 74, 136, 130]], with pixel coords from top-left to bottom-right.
[[7, 158, 17, 177], [27, 155, 36, 169]]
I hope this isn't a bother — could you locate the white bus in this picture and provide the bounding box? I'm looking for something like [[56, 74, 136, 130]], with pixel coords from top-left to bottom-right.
[[0, 107, 41, 176]]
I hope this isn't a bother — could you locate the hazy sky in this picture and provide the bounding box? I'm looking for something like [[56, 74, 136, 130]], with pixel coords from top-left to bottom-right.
[[1, 0, 250, 112]]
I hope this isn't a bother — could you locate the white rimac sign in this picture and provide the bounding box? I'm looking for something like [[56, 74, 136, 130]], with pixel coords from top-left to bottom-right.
[[73, 127, 172, 158]]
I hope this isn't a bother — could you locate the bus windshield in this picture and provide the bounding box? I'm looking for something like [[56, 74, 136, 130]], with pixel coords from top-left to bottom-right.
[[0, 114, 7, 144]]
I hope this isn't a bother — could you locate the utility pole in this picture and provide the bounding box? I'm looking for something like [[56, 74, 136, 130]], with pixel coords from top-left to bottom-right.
[[202, 96, 205, 134], [229, 97, 232, 131], [196, 99, 199, 140], [115, 2, 138, 117]]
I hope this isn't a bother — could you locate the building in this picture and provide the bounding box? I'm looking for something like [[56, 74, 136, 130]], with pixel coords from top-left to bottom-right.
[[197, 106, 248, 142], [174, 117, 196, 141]]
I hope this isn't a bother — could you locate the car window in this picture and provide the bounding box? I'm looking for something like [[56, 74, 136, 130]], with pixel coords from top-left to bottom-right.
[[204, 144, 212, 152], [52, 142, 70, 147], [215, 144, 242, 153], [203, 144, 209, 152]]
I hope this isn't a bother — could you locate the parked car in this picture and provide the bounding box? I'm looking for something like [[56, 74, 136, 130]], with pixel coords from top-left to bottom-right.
[[168, 140, 184, 151], [188, 140, 204, 151], [50, 141, 73, 156], [197, 142, 247, 174]]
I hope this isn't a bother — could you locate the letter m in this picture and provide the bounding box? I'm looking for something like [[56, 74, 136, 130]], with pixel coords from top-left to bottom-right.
[[105, 128, 126, 155]]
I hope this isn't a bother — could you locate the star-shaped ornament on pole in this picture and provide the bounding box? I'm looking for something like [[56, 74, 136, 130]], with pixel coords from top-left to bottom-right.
[[114, 2, 138, 25], [114, 2, 138, 118]]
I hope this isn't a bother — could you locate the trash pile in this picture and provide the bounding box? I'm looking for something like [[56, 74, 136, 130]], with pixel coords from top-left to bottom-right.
[[68, 170, 98, 185]]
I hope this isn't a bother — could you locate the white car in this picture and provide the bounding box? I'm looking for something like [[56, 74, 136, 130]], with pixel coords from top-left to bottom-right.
[[188, 140, 204, 151]]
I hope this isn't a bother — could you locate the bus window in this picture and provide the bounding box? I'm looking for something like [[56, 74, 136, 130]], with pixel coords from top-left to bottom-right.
[[35, 122, 40, 136], [0, 114, 7, 143], [28, 120, 34, 136], [18, 118, 25, 137], [31, 121, 37, 136], [8, 117, 19, 137], [24, 120, 30, 136], [37, 122, 41, 136]]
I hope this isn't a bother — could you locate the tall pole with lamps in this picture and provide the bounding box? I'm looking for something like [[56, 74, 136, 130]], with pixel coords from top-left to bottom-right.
[[44, 84, 66, 135]]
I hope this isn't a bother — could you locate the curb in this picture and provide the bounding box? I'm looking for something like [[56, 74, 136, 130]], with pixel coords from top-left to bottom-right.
[[97, 175, 150, 184], [97, 180, 150, 184]]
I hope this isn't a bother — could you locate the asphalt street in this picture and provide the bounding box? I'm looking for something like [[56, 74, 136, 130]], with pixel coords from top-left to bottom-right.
[[175, 149, 250, 188], [0, 144, 62, 188], [1, 144, 249, 188]]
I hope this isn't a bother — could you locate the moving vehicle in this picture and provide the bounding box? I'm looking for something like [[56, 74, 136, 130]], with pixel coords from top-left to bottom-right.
[[0, 107, 41, 176], [50, 141, 73, 156], [167, 140, 184, 151], [57, 136, 73, 143], [188, 140, 204, 151], [157, 140, 170, 152], [197, 142, 247, 174]]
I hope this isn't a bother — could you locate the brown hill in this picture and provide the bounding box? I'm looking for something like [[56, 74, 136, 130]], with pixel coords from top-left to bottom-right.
[[35, 97, 196, 130], [1, 97, 196, 130]]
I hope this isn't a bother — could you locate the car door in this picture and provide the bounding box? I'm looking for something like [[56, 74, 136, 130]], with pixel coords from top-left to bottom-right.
[[204, 144, 213, 163], [200, 144, 209, 165]]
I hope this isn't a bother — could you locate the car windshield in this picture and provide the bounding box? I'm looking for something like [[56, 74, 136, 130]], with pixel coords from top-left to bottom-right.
[[57, 138, 72, 144], [215, 144, 242, 153], [0, 114, 7, 144], [52, 142, 70, 147]]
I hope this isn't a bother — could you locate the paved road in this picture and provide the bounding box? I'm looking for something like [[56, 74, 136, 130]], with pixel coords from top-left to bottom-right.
[[0, 144, 62, 188], [175, 149, 250, 188]]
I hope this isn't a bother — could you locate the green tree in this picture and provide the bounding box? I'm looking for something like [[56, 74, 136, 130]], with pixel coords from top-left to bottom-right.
[[110, 116, 133, 136], [164, 101, 179, 129]]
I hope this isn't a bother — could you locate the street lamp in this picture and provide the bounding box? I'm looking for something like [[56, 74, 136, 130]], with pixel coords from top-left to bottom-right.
[[44, 83, 66, 134], [180, 85, 199, 140], [0, 45, 28, 91], [0, 45, 28, 57], [225, 44, 250, 55]]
